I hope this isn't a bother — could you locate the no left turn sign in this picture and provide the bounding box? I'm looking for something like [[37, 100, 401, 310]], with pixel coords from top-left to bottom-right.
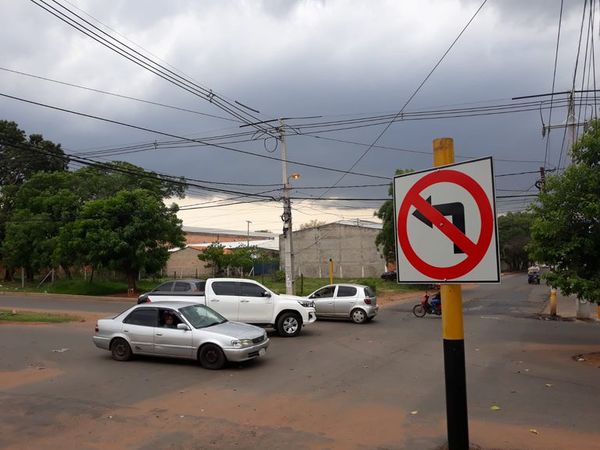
[[394, 157, 500, 283]]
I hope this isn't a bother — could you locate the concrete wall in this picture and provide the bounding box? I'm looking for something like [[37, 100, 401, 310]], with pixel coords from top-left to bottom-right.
[[164, 247, 213, 278], [281, 223, 386, 278]]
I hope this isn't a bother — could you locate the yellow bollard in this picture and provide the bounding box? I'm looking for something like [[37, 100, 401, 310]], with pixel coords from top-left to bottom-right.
[[549, 288, 557, 317]]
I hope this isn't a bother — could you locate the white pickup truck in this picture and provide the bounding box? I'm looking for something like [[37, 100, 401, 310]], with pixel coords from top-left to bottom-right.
[[138, 278, 317, 337]]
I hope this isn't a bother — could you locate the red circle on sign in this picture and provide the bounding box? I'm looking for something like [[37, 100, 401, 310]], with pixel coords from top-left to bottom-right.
[[397, 169, 493, 280]]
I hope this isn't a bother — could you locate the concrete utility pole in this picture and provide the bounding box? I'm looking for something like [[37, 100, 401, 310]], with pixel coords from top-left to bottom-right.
[[246, 220, 252, 247], [279, 119, 300, 295]]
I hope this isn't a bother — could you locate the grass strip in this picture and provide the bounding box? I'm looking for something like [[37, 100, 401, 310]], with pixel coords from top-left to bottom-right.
[[0, 309, 81, 323]]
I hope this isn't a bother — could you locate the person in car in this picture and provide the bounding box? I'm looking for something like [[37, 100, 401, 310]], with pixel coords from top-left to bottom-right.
[[162, 312, 177, 328]]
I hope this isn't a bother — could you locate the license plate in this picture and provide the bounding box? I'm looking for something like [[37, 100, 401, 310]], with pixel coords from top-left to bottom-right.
[[259, 348, 266, 357]]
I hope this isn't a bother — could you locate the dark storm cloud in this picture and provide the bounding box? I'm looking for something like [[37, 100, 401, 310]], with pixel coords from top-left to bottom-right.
[[0, 0, 589, 227]]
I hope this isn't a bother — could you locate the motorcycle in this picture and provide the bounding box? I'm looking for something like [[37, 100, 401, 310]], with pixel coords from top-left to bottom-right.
[[413, 291, 441, 317], [527, 271, 540, 284]]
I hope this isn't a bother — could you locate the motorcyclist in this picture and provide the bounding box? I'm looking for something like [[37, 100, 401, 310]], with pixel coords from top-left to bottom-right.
[[429, 284, 441, 313]]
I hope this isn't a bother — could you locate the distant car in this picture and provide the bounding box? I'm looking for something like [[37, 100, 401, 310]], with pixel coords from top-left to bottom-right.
[[138, 279, 206, 304], [305, 284, 378, 323], [93, 302, 269, 370], [381, 271, 397, 281]]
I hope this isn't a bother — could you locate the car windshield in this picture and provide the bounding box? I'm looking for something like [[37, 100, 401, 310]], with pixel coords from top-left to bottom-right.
[[179, 305, 227, 329]]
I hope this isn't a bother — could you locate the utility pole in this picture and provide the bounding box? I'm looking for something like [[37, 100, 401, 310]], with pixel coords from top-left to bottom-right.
[[279, 119, 300, 295], [246, 220, 252, 247]]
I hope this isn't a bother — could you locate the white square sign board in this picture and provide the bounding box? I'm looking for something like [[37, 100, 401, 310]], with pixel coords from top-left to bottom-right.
[[393, 157, 500, 283]]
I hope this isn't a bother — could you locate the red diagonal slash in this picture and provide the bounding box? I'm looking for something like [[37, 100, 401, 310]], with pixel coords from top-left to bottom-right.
[[410, 194, 477, 255], [397, 168, 494, 280]]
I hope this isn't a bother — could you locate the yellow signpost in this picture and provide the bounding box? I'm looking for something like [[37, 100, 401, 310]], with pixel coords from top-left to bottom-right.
[[434, 138, 469, 449]]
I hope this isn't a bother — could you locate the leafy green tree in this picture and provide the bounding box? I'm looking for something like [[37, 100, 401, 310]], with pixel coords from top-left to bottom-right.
[[375, 169, 412, 265], [59, 189, 184, 291], [198, 242, 227, 276], [75, 161, 185, 201], [1, 172, 80, 279], [225, 246, 256, 274], [0, 121, 68, 186], [528, 119, 600, 304], [2, 210, 55, 281], [0, 121, 68, 280], [497, 211, 533, 271]]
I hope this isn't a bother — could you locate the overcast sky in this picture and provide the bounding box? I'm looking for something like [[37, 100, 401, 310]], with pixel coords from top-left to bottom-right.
[[0, 0, 590, 233]]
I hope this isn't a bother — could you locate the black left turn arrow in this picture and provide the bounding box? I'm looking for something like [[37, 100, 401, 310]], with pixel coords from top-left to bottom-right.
[[412, 196, 466, 254]]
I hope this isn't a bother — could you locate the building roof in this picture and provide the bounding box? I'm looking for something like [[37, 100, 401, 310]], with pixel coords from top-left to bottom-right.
[[182, 225, 276, 239], [294, 219, 383, 233], [333, 219, 382, 229]]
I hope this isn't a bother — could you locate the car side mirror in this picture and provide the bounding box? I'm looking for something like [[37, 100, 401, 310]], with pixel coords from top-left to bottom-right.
[[177, 323, 190, 331], [308, 294, 315, 299], [262, 291, 271, 298]]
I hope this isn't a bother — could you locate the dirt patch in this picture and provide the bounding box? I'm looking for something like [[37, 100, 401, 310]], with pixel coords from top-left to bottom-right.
[[378, 290, 422, 308], [469, 419, 600, 450], [0, 366, 62, 390], [574, 352, 600, 368]]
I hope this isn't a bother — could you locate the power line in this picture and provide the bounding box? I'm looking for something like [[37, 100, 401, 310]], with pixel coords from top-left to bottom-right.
[[0, 91, 391, 180], [315, 0, 489, 196], [0, 66, 238, 122], [303, 133, 545, 164], [543, 0, 565, 169], [30, 0, 276, 137]]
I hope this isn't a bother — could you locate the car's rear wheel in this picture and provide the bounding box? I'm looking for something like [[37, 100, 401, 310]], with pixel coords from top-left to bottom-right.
[[351, 308, 367, 324], [276, 312, 302, 337], [198, 344, 226, 370], [110, 338, 132, 361]]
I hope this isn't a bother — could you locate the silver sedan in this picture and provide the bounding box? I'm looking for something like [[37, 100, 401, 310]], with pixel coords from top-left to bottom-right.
[[93, 301, 269, 369]]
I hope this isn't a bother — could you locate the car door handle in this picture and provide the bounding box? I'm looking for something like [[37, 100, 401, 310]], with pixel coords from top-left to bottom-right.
[[123, 329, 129, 333], [156, 333, 163, 336], [240, 300, 250, 303], [211, 299, 220, 302]]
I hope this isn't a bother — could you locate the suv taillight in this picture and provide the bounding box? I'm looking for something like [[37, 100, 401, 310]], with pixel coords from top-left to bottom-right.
[[364, 298, 372, 305]]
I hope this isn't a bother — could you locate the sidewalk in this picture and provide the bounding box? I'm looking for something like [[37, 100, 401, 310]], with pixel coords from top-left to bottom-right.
[[541, 288, 599, 321]]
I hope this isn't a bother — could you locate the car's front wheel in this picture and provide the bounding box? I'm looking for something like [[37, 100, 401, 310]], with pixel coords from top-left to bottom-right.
[[412, 304, 426, 318], [198, 344, 226, 370], [276, 312, 302, 337], [110, 338, 132, 361]]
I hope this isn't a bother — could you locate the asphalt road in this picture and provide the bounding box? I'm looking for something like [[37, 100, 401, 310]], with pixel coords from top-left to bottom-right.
[[1, 274, 598, 450]]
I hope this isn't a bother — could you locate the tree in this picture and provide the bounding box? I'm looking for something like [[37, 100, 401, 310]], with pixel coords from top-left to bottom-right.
[[497, 211, 533, 272], [528, 119, 600, 306], [58, 189, 184, 291], [300, 219, 326, 230], [225, 246, 256, 275], [375, 169, 412, 264], [74, 161, 185, 201], [0, 121, 68, 280], [198, 243, 227, 276], [1, 171, 80, 280], [0, 121, 68, 186]]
